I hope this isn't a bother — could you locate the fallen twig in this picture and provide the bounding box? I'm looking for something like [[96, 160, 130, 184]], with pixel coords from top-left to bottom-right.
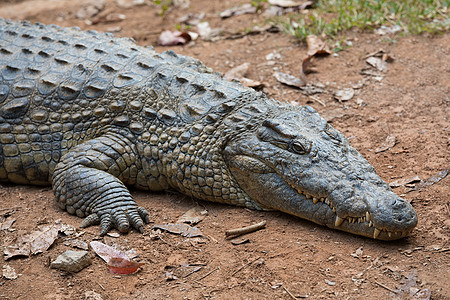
[[0, 207, 20, 212], [225, 220, 266, 238], [196, 266, 219, 281], [283, 286, 297, 299], [232, 256, 261, 276], [308, 96, 326, 107], [375, 281, 397, 294]]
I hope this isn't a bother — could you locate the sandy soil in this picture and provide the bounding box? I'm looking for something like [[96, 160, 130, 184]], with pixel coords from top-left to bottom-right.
[[0, 0, 449, 299]]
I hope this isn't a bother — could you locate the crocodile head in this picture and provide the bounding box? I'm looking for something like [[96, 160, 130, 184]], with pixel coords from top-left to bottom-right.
[[223, 103, 418, 240]]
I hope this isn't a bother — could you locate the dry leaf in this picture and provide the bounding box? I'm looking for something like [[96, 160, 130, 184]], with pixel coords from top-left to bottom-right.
[[224, 63, 264, 88], [375, 134, 396, 153], [299, 55, 313, 84], [274, 71, 306, 88], [239, 77, 264, 89], [417, 169, 449, 189], [390, 176, 421, 188], [116, 0, 144, 9], [366, 57, 388, 72], [374, 24, 402, 35], [306, 35, 331, 56], [76, 0, 105, 20], [0, 217, 16, 231], [197, 22, 223, 41], [220, 4, 256, 18], [224, 63, 250, 81], [107, 257, 144, 275], [178, 12, 205, 26], [176, 207, 208, 225], [90, 241, 142, 274], [269, 0, 313, 8], [334, 88, 355, 102], [4, 225, 59, 260], [152, 223, 203, 238], [158, 30, 192, 46], [64, 239, 89, 250], [231, 237, 250, 245], [90, 241, 129, 263]]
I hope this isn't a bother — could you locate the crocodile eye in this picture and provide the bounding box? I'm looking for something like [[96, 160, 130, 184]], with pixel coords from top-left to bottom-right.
[[290, 140, 308, 155]]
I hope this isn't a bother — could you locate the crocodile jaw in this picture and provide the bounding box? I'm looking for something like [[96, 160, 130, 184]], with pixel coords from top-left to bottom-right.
[[226, 155, 417, 241]]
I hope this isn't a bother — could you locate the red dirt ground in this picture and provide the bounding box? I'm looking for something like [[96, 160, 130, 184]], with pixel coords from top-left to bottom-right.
[[0, 0, 449, 299]]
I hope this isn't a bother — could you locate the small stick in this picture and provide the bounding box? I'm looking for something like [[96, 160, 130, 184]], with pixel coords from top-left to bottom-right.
[[196, 267, 219, 281], [232, 256, 261, 276], [283, 286, 297, 300], [225, 221, 266, 238], [97, 282, 106, 291], [308, 96, 326, 107], [0, 207, 20, 212], [375, 281, 397, 294]]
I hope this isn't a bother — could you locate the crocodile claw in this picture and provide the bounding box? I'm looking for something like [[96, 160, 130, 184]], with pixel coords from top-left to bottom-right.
[[80, 206, 150, 236]]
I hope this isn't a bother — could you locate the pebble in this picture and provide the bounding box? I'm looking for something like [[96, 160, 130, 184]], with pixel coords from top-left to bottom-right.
[[50, 250, 92, 273]]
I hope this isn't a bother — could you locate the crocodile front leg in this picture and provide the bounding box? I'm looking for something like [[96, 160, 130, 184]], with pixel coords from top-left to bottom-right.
[[52, 133, 149, 235]]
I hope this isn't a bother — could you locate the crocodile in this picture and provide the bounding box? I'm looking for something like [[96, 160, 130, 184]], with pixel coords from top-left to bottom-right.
[[0, 19, 417, 240]]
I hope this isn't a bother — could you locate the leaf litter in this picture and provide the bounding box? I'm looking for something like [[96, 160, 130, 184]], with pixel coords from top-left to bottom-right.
[[274, 34, 330, 88], [176, 207, 208, 225], [4, 225, 59, 260], [224, 63, 264, 89], [90, 241, 143, 275], [152, 223, 203, 237], [375, 134, 396, 153], [220, 3, 256, 19], [158, 30, 194, 46]]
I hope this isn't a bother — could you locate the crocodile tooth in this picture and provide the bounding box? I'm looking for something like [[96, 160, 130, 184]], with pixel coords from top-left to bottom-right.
[[313, 197, 319, 204], [366, 212, 371, 222], [306, 194, 312, 199], [335, 216, 344, 227], [373, 228, 381, 239], [388, 232, 392, 238], [369, 221, 373, 227], [332, 207, 336, 213]]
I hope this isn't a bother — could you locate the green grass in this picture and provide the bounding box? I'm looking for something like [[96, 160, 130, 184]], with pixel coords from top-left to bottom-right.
[[273, 0, 449, 43]]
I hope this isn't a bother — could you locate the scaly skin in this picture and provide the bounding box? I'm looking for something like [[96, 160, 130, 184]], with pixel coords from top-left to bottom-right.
[[0, 19, 417, 239]]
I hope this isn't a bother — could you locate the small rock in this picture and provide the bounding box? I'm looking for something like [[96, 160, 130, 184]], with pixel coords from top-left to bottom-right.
[[50, 250, 92, 273], [325, 279, 336, 286], [85, 290, 103, 300], [2, 265, 18, 280], [266, 51, 282, 60], [356, 98, 366, 106]]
